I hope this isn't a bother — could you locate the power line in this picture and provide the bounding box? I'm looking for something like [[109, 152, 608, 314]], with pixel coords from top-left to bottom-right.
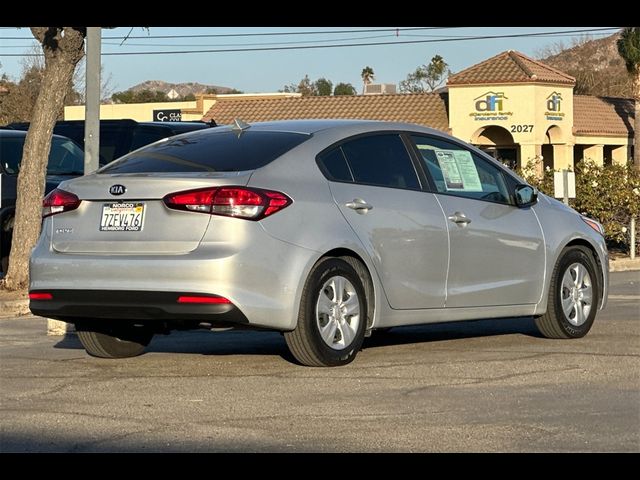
[[0, 31, 617, 50], [0, 27, 460, 41], [0, 27, 620, 57]]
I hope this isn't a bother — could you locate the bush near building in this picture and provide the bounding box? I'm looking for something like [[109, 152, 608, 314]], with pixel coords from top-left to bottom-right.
[[518, 160, 640, 255]]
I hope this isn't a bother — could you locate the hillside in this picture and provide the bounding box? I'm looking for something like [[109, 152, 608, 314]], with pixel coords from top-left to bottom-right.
[[540, 32, 632, 98], [127, 80, 235, 96]]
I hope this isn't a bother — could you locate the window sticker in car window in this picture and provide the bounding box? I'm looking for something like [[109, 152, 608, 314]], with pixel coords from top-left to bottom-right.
[[434, 149, 482, 192]]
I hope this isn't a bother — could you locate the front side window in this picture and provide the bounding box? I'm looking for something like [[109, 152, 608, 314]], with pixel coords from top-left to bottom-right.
[[410, 135, 511, 204]]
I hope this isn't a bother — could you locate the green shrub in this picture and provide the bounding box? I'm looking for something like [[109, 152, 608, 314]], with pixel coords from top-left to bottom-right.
[[517, 158, 640, 255]]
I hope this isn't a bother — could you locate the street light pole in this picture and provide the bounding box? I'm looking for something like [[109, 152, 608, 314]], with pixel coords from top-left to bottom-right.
[[84, 27, 101, 175]]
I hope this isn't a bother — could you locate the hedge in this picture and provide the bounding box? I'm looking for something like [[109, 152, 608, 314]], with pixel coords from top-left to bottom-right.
[[517, 159, 640, 255]]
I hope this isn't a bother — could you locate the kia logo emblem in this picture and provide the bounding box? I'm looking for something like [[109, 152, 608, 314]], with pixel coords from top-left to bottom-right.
[[109, 184, 126, 196]]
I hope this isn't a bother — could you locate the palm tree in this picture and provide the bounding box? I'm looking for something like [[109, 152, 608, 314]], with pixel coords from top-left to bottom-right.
[[361, 66, 375, 94], [617, 27, 640, 170]]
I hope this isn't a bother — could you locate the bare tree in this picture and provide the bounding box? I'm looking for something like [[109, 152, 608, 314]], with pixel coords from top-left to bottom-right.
[[2, 27, 86, 291], [74, 59, 115, 103]]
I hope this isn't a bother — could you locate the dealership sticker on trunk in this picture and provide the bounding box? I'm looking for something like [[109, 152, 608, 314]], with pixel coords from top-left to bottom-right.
[[100, 202, 145, 231]]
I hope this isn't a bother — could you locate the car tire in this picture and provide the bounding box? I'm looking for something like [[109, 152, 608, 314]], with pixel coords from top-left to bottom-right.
[[535, 246, 600, 339], [285, 257, 367, 367], [76, 323, 153, 358]]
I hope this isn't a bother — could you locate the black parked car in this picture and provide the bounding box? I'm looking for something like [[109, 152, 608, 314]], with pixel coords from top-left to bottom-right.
[[1, 120, 216, 275], [8, 119, 216, 165], [1, 129, 86, 274]]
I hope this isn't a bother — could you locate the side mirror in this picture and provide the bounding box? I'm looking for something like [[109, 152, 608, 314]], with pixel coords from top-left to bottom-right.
[[514, 184, 538, 208]]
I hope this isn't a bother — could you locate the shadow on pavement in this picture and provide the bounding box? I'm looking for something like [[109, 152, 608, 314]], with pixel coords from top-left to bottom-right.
[[53, 316, 542, 361]]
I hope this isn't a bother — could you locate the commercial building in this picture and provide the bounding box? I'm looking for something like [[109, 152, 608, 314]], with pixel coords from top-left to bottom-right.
[[200, 50, 635, 171], [64, 92, 301, 123], [65, 50, 634, 172]]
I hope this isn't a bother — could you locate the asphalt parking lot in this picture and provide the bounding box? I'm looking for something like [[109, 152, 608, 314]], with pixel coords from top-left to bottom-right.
[[1, 271, 638, 452]]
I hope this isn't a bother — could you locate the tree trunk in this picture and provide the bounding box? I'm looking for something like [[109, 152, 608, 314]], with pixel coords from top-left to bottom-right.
[[634, 73, 640, 171], [1, 27, 85, 291]]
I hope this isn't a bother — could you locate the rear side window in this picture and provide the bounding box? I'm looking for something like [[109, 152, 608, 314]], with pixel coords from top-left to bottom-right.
[[47, 137, 85, 175], [100, 130, 310, 173], [317, 148, 353, 182], [338, 134, 420, 190]]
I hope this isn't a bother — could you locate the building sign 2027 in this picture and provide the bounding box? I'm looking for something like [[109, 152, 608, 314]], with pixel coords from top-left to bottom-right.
[[153, 109, 182, 122], [469, 91, 513, 122]]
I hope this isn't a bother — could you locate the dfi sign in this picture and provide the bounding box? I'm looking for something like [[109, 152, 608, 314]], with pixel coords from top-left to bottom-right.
[[545, 92, 566, 122], [469, 91, 513, 122], [153, 109, 182, 122]]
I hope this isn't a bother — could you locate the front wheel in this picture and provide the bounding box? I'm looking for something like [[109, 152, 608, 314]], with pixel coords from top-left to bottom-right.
[[76, 322, 153, 358], [535, 246, 600, 339], [285, 257, 367, 367]]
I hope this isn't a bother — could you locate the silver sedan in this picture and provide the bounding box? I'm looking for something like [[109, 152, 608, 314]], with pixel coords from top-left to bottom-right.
[[29, 120, 608, 366]]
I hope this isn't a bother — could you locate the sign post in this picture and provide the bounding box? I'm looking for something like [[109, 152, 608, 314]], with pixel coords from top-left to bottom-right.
[[553, 170, 575, 206]]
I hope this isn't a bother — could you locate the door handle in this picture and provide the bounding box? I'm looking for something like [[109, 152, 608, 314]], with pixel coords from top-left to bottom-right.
[[448, 211, 471, 225], [345, 198, 373, 214]]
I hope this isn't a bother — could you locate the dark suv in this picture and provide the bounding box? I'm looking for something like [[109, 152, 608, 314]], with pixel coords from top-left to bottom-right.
[[8, 119, 215, 165], [1, 129, 87, 273], [1, 120, 215, 275]]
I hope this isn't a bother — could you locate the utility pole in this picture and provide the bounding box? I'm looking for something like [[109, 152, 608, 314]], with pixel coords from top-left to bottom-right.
[[48, 27, 102, 337], [84, 27, 101, 174]]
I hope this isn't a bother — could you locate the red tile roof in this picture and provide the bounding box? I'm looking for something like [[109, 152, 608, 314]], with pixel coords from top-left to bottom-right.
[[202, 93, 450, 132], [201, 91, 634, 139], [448, 50, 575, 86], [573, 95, 634, 136]]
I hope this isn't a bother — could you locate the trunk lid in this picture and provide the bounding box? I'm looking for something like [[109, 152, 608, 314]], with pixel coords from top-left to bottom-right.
[[51, 171, 252, 254]]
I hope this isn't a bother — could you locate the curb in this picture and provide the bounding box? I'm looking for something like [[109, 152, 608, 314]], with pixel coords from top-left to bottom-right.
[[609, 257, 640, 272], [0, 298, 30, 318]]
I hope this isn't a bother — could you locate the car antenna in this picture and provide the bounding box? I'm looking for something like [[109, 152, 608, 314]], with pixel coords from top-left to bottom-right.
[[231, 118, 250, 138]]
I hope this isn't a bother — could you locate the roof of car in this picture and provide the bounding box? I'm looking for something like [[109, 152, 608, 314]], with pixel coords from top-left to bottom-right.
[[220, 119, 437, 135], [6, 119, 214, 132], [0, 129, 71, 140]]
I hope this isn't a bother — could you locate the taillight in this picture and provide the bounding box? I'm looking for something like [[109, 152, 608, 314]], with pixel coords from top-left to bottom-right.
[[42, 188, 81, 218], [163, 186, 291, 220], [177, 295, 231, 304], [29, 292, 53, 300]]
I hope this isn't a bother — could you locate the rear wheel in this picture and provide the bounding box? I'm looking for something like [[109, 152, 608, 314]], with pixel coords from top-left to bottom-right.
[[535, 246, 599, 339], [76, 322, 153, 358], [285, 257, 367, 367]]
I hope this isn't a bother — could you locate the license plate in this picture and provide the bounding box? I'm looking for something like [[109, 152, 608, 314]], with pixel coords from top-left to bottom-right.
[[100, 202, 145, 231]]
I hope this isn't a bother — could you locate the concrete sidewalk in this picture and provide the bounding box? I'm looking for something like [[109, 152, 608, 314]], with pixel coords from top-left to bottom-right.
[[1, 257, 639, 320]]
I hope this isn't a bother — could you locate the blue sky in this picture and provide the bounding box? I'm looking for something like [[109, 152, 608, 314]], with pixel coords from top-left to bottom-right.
[[0, 27, 617, 94]]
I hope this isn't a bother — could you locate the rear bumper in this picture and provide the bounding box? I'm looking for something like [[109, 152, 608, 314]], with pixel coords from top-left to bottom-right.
[[29, 218, 320, 330], [30, 289, 249, 325]]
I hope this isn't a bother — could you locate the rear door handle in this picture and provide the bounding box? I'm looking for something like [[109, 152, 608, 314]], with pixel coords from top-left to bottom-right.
[[447, 211, 471, 225], [346, 198, 373, 214]]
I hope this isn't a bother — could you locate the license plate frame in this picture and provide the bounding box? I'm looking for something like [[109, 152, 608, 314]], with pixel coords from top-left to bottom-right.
[[100, 202, 145, 232]]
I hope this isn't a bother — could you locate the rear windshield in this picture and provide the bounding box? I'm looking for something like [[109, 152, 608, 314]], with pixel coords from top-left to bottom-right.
[[99, 129, 310, 173]]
